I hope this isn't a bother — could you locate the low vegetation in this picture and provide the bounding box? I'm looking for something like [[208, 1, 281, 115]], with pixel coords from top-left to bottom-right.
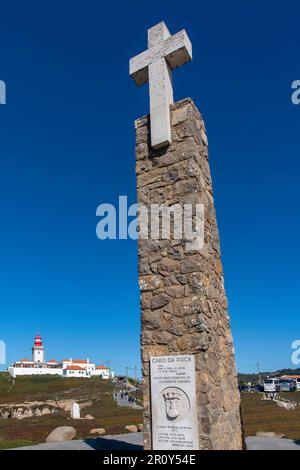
[[241, 392, 300, 441], [2, 372, 300, 448], [277, 392, 300, 405], [0, 372, 143, 449]]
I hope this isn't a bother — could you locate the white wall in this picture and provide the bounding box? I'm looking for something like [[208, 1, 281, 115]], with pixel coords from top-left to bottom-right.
[[8, 367, 63, 378], [91, 369, 110, 379], [63, 369, 89, 378], [33, 348, 44, 363], [8, 365, 114, 380]]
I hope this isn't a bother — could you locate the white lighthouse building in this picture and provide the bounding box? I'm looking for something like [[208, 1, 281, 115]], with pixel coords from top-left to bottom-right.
[[8, 334, 113, 379], [32, 334, 45, 364]]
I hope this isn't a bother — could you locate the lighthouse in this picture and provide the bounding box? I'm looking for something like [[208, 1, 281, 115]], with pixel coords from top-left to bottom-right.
[[32, 334, 45, 364]]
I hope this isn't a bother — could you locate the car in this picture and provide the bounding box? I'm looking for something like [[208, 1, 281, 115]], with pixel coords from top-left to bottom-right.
[[295, 378, 300, 390], [239, 384, 261, 393], [279, 379, 296, 392], [239, 385, 251, 392]]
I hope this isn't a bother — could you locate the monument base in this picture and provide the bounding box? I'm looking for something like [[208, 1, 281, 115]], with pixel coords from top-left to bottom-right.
[[135, 98, 243, 450]]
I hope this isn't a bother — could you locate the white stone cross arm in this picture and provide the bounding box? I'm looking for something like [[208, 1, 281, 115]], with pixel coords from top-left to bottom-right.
[[129, 22, 192, 149]]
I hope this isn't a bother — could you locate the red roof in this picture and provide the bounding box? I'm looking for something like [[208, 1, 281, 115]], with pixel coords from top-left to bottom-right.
[[19, 359, 33, 362], [47, 360, 57, 363], [65, 365, 85, 371], [96, 365, 108, 370], [281, 375, 300, 379], [62, 359, 89, 364]]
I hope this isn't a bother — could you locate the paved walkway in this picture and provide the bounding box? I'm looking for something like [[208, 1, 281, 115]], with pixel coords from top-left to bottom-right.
[[246, 436, 300, 450], [13, 433, 143, 450], [12, 434, 300, 451], [115, 392, 143, 410]]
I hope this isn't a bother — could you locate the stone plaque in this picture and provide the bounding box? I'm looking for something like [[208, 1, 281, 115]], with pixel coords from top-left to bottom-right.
[[150, 355, 199, 450]]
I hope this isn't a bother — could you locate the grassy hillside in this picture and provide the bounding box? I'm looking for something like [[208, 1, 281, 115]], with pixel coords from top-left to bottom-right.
[[0, 373, 143, 449], [3, 373, 300, 449], [241, 392, 300, 440]]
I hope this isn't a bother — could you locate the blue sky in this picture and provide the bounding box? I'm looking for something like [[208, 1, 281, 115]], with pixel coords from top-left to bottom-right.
[[0, 0, 299, 376]]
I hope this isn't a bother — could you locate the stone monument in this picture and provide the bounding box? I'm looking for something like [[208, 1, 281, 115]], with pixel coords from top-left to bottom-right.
[[130, 22, 243, 450], [70, 402, 80, 420]]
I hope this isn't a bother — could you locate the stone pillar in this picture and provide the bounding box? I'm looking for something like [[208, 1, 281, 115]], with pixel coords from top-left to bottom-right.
[[135, 98, 243, 450]]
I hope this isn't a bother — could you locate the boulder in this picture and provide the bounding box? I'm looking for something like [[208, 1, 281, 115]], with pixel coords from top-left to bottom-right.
[[46, 426, 76, 443], [90, 428, 106, 436], [125, 425, 138, 433], [84, 414, 94, 420], [64, 405, 71, 411]]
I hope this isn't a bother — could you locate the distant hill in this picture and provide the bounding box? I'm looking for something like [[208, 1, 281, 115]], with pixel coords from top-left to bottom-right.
[[238, 368, 300, 384]]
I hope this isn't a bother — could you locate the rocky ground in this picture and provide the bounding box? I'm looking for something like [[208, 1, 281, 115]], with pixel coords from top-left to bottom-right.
[[0, 373, 143, 449]]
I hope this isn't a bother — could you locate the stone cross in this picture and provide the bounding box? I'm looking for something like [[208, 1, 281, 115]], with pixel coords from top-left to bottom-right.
[[129, 22, 192, 149]]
